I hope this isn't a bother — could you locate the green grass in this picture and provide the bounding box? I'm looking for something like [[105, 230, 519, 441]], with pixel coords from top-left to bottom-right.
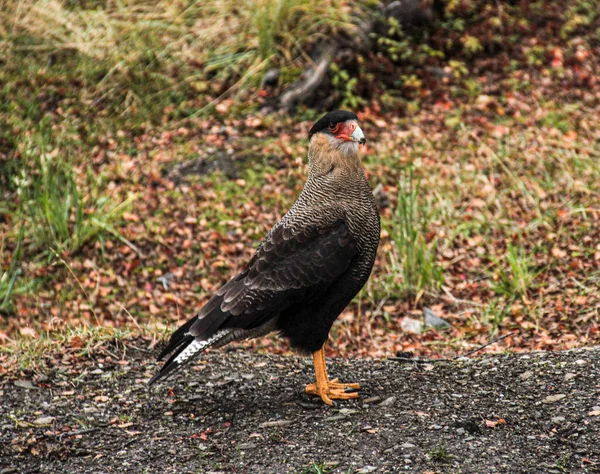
[[0, 325, 160, 373], [383, 164, 443, 302], [429, 442, 452, 463], [297, 462, 336, 474], [489, 243, 541, 302], [1, 0, 354, 120], [14, 130, 134, 260]]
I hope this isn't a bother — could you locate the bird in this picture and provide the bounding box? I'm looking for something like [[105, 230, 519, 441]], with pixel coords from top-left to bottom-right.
[[149, 110, 380, 405]]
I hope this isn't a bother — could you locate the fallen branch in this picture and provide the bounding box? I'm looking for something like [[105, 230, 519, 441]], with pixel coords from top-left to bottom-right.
[[273, 0, 439, 110], [278, 44, 338, 110]]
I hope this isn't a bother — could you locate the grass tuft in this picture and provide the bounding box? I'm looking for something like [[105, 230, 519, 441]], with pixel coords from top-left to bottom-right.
[[13, 130, 134, 259], [489, 243, 541, 302], [384, 165, 443, 302]]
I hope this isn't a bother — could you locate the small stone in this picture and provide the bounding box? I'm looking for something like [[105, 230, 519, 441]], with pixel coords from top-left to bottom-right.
[[564, 373, 577, 381], [14, 380, 37, 390], [456, 428, 466, 435], [260, 420, 293, 428], [430, 424, 443, 430], [325, 415, 347, 422], [90, 369, 104, 375], [363, 396, 381, 404], [339, 408, 358, 415], [238, 443, 256, 450], [543, 394, 566, 404], [574, 359, 586, 365], [424, 307, 452, 330], [401, 317, 424, 334], [379, 397, 397, 407], [520, 371, 533, 381], [33, 416, 55, 425], [357, 466, 377, 473], [401, 443, 416, 449]]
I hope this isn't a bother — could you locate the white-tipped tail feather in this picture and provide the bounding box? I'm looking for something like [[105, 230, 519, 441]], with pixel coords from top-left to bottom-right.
[[173, 330, 230, 365], [148, 329, 231, 385]]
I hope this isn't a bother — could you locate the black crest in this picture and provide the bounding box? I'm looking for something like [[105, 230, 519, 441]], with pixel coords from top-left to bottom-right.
[[309, 110, 358, 139]]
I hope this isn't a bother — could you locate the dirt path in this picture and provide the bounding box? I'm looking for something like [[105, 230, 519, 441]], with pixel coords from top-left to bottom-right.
[[2, 345, 599, 473]]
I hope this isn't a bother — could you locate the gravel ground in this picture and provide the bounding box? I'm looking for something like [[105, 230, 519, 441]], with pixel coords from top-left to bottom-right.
[[1, 344, 599, 474]]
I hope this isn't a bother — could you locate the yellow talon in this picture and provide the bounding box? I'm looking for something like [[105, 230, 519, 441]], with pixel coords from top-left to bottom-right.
[[304, 347, 361, 405]]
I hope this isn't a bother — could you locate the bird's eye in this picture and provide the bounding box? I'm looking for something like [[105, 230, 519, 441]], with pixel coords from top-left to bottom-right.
[[328, 123, 338, 133]]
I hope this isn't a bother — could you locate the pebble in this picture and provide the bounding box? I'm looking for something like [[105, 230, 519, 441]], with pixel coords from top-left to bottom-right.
[[430, 424, 443, 430], [357, 466, 377, 473], [401, 317, 424, 334], [456, 428, 466, 435], [520, 371, 533, 381], [543, 394, 566, 404], [363, 396, 381, 404], [564, 373, 577, 381], [238, 443, 256, 450], [325, 415, 347, 422], [424, 307, 452, 330], [259, 420, 293, 428], [33, 416, 55, 425], [401, 443, 416, 449], [14, 380, 37, 390], [379, 397, 397, 407]]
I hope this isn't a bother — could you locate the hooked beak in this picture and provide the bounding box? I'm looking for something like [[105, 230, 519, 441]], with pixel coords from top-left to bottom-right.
[[350, 125, 366, 145]]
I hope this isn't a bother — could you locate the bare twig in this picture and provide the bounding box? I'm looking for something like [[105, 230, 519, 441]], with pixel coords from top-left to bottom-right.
[[389, 331, 516, 364], [53, 428, 99, 439], [456, 332, 515, 359]]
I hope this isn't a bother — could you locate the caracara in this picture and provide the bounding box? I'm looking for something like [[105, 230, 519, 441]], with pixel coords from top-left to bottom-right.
[[149, 110, 380, 405]]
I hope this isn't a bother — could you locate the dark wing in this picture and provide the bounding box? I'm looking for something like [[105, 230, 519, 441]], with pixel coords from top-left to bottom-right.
[[149, 218, 357, 384]]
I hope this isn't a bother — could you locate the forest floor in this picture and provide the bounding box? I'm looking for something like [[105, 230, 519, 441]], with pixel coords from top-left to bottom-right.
[[2, 339, 600, 474]]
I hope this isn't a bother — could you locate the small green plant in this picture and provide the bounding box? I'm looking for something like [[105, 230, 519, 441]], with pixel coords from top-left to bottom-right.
[[330, 63, 366, 110], [429, 442, 451, 463], [489, 243, 540, 301], [555, 452, 572, 471], [479, 297, 510, 334], [299, 462, 334, 474], [377, 16, 444, 66], [385, 165, 443, 302]]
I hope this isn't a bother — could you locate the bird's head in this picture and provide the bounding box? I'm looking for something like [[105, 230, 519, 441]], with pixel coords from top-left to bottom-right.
[[308, 110, 366, 151]]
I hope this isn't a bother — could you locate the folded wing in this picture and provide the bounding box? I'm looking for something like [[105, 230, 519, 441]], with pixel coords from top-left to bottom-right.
[[149, 217, 357, 384]]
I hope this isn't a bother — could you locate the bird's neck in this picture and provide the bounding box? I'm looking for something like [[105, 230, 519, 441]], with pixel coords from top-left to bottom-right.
[[307, 134, 362, 178]]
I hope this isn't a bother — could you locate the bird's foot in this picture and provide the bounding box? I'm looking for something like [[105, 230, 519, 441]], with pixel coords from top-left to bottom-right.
[[305, 378, 361, 406]]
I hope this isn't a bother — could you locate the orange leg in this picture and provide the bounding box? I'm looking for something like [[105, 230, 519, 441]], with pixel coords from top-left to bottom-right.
[[304, 346, 360, 405]]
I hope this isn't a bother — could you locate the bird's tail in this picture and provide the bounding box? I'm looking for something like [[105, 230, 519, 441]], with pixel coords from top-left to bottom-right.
[[148, 328, 231, 385]]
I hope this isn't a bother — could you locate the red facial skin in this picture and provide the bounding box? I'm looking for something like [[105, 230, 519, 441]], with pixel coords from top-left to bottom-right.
[[329, 120, 358, 141]]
